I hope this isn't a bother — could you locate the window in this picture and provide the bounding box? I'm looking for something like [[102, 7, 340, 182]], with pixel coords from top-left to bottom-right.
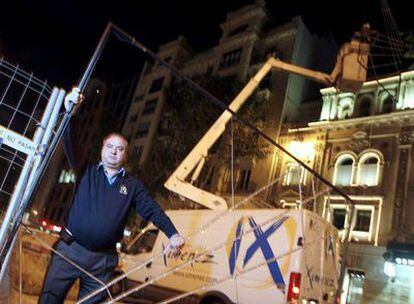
[[148, 77, 164, 94], [163, 56, 172, 63], [337, 97, 353, 119], [354, 210, 372, 232], [58, 169, 76, 184], [381, 94, 394, 113], [125, 230, 159, 255], [131, 146, 143, 161], [284, 163, 307, 185], [237, 169, 251, 191], [332, 208, 347, 230], [219, 48, 242, 69], [135, 122, 151, 138], [358, 97, 371, 117], [333, 155, 355, 186], [357, 154, 380, 186], [129, 114, 138, 123], [134, 95, 144, 103], [228, 24, 249, 37], [142, 99, 158, 115], [343, 270, 365, 304], [324, 198, 381, 244]]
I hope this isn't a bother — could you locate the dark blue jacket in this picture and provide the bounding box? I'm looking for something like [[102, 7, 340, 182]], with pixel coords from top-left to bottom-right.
[[67, 164, 177, 251], [63, 129, 177, 251]]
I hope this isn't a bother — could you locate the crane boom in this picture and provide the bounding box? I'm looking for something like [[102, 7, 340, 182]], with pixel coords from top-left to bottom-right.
[[164, 37, 370, 210]]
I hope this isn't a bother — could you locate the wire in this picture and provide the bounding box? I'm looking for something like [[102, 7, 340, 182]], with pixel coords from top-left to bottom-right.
[[78, 176, 283, 303], [157, 233, 335, 304], [21, 225, 114, 301]]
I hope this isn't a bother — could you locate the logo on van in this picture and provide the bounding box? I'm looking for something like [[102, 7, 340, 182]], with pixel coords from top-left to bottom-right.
[[228, 216, 292, 290]]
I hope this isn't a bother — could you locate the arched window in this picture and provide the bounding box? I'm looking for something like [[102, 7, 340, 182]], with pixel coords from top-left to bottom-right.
[[334, 155, 355, 186], [381, 94, 394, 113], [337, 97, 354, 119], [358, 97, 371, 117], [357, 153, 381, 186]]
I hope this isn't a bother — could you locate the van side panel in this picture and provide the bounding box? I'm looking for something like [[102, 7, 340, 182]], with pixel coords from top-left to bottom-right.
[[122, 210, 339, 304]]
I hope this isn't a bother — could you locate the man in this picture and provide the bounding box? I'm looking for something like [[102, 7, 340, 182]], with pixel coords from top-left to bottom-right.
[[39, 90, 184, 303]]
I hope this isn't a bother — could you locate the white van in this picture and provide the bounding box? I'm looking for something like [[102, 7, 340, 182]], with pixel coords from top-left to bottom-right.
[[119, 209, 341, 304]]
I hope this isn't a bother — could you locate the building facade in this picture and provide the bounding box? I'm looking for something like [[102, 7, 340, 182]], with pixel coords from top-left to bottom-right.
[[276, 71, 414, 303], [122, 0, 337, 171]]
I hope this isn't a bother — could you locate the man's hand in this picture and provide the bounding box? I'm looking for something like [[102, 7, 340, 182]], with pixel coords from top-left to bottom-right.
[[168, 234, 185, 258], [64, 87, 84, 114]]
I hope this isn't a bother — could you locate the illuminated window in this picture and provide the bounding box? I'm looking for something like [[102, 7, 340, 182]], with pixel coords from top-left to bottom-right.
[[284, 163, 307, 185], [354, 209, 372, 232], [58, 169, 76, 184], [342, 270, 365, 304], [357, 153, 381, 186], [324, 197, 382, 244], [333, 155, 355, 186], [337, 96, 353, 119]]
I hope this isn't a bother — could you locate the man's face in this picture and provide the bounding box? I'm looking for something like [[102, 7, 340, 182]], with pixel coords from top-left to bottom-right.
[[101, 135, 127, 170]]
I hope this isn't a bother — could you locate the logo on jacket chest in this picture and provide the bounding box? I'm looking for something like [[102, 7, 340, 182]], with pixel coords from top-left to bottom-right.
[[119, 184, 128, 195]]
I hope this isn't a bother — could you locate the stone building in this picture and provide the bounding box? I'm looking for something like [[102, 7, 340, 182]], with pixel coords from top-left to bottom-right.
[[277, 70, 414, 303], [122, 0, 336, 170]]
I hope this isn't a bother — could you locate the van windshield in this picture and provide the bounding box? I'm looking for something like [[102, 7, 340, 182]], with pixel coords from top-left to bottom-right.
[[125, 229, 159, 255]]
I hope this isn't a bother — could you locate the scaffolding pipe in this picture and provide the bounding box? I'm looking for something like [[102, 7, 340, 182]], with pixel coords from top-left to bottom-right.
[[0, 88, 60, 263], [0, 89, 66, 271]]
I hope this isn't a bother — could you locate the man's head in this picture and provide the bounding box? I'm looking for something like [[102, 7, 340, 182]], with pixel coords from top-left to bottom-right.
[[101, 133, 128, 170]]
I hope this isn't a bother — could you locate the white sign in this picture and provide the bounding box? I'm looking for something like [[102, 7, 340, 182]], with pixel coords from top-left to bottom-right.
[[0, 125, 37, 155]]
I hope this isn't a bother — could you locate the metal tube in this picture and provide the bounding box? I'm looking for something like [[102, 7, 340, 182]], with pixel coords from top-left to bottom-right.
[[0, 89, 65, 266], [0, 88, 59, 256], [25, 89, 66, 191], [78, 23, 113, 91], [0, 229, 18, 282]]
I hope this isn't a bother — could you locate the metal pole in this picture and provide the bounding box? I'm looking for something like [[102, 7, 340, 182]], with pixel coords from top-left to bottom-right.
[[78, 22, 113, 91], [0, 231, 18, 283], [0, 88, 59, 255], [0, 89, 65, 268], [18, 228, 22, 304]]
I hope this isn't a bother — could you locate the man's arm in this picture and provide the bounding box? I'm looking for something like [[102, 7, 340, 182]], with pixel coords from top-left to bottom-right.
[[133, 181, 185, 256], [133, 181, 178, 238]]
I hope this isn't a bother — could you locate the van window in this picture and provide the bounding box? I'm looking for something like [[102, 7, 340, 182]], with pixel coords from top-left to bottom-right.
[[126, 230, 159, 255]]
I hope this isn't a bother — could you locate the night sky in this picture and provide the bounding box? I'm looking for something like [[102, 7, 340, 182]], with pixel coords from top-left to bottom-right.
[[0, 0, 411, 89]]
